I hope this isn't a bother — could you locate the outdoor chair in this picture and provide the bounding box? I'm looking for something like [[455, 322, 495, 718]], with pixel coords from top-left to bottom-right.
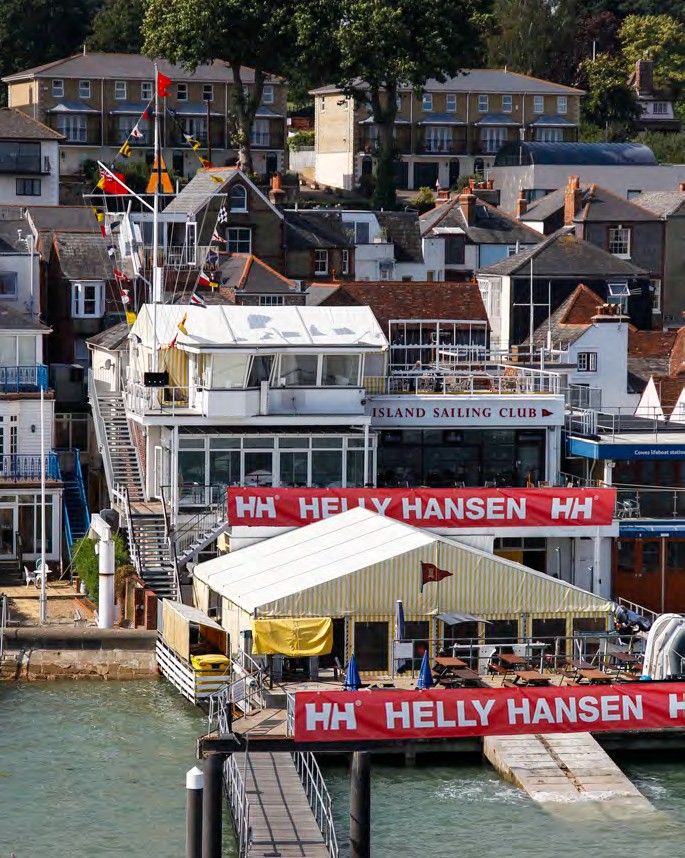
[[24, 566, 38, 588]]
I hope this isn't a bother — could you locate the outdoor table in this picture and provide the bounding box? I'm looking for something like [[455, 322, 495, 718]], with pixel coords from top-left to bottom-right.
[[577, 669, 613, 685], [565, 658, 593, 670], [434, 657, 468, 669], [435, 667, 482, 688], [512, 670, 551, 687], [495, 653, 529, 668]]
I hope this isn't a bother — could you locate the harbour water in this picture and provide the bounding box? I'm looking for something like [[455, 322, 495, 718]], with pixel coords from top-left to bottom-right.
[[3, 680, 685, 857]]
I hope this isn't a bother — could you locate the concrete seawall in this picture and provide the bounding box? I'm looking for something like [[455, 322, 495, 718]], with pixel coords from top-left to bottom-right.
[[1, 627, 157, 681]]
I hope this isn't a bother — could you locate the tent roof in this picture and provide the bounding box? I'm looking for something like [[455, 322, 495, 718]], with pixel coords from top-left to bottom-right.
[[130, 303, 387, 352], [193, 508, 611, 616]]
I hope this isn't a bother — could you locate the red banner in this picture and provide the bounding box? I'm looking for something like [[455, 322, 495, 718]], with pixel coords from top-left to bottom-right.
[[294, 684, 685, 743], [226, 487, 616, 529]]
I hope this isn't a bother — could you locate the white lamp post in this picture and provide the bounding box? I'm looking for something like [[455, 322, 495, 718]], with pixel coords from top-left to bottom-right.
[[39, 348, 47, 624]]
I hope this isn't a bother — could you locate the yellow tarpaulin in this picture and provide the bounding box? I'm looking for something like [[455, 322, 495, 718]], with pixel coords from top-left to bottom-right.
[[253, 617, 333, 657]]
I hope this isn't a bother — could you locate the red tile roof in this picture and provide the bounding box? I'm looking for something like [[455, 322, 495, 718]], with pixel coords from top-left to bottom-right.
[[320, 281, 488, 331]]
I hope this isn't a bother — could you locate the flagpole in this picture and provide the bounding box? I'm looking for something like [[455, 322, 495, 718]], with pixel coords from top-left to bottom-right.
[[152, 63, 162, 373]]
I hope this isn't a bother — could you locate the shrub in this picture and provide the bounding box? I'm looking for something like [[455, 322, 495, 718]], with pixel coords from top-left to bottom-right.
[[410, 186, 435, 214], [289, 129, 315, 151], [72, 533, 129, 602]]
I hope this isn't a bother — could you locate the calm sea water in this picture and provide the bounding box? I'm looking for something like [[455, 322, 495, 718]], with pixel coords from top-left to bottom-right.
[[3, 681, 685, 858]]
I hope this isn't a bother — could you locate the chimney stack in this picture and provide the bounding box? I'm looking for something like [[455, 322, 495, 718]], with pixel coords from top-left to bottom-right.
[[564, 175, 582, 226], [515, 189, 527, 217], [679, 182, 685, 193], [635, 58, 653, 96], [459, 192, 477, 226], [268, 172, 286, 206]]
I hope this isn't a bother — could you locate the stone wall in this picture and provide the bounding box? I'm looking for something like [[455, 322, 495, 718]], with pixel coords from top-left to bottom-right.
[[0, 627, 157, 681]]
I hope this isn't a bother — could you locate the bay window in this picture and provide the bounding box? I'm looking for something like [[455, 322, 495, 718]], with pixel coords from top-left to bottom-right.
[[480, 127, 507, 154]]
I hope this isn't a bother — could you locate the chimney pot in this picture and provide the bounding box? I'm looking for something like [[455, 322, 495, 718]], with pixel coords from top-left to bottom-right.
[[516, 189, 528, 217], [679, 182, 685, 193]]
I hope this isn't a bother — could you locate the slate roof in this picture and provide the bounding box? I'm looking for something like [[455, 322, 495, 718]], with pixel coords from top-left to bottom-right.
[[163, 167, 239, 215], [477, 231, 648, 278], [3, 53, 282, 84], [525, 284, 607, 348], [0, 220, 28, 251], [221, 254, 298, 295], [0, 303, 49, 332], [375, 212, 423, 262], [520, 183, 659, 224], [87, 321, 130, 351], [631, 191, 685, 218], [320, 281, 488, 330], [52, 231, 113, 280], [422, 196, 543, 245], [311, 69, 583, 95], [27, 205, 99, 233], [0, 107, 63, 140], [283, 210, 351, 250]]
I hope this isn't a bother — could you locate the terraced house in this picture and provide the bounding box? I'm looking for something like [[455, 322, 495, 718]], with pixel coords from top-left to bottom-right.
[[2, 51, 288, 192], [312, 69, 583, 192]]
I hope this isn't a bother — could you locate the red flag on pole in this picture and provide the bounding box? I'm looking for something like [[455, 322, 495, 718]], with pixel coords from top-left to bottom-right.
[[420, 561, 452, 592], [157, 71, 172, 97]]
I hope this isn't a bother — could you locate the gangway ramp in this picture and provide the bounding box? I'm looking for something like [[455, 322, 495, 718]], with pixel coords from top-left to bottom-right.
[[484, 732, 653, 810], [226, 751, 336, 858]]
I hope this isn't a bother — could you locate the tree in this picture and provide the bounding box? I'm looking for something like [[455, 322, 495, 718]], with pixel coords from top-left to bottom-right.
[[578, 53, 641, 139], [620, 14, 685, 93], [87, 0, 146, 53], [487, 0, 555, 78], [322, 0, 479, 210], [0, 0, 101, 103], [143, 0, 298, 174]]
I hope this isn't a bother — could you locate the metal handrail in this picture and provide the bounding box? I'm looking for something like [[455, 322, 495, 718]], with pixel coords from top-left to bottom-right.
[[0, 364, 48, 393], [88, 371, 117, 496], [292, 751, 339, 858], [115, 483, 141, 574], [0, 453, 60, 481], [159, 487, 182, 601], [165, 484, 228, 562], [207, 651, 266, 732], [364, 366, 561, 396], [0, 593, 9, 662], [223, 753, 252, 858], [73, 449, 91, 530]]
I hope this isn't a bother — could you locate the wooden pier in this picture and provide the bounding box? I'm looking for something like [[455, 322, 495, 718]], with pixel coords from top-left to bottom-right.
[[230, 751, 331, 858]]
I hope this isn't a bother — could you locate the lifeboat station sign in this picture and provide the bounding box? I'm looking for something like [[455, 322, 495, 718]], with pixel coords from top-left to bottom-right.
[[368, 396, 564, 428], [227, 487, 616, 531], [294, 684, 685, 744]]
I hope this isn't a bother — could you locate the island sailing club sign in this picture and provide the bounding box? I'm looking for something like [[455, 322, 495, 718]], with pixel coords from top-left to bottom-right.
[[294, 685, 685, 743], [227, 487, 616, 529]]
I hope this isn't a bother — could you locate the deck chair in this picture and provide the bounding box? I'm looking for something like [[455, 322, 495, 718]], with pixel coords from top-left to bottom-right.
[[24, 566, 38, 588]]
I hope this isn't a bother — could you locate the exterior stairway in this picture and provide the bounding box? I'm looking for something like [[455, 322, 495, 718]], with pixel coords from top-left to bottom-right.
[[57, 448, 91, 556], [96, 391, 145, 502], [129, 514, 178, 600]]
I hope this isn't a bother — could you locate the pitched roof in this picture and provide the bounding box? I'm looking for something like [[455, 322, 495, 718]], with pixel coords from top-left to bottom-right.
[[669, 327, 685, 376], [422, 195, 543, 245], [526, 284, 606, 348], [26, 205, 99, 233], [86, 321, 130, 351], [320, 281, 489, 330], [0, 108, 63, 140], [222, 254, 298, 295], [311, 69, 583, 96], [0, 303, 49, 332], [631, 191, 685, 218], [494, 141, 656, 167], [521, 183, 660, 224], [374, 212, 423, 262], [162, 167, 280, 217], [627, 329, 678, 388], [283, 210, 351, 250], [2, 53, 282, 84], [477, 230, 648, 278], [51, 231, 113, 280], [649, 375, 685, 413]]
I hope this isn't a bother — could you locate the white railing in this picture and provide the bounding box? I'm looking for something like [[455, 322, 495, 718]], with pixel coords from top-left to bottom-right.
[[286, 691, 295, 737], [292, 751, 339, 858], [224, 753, 252, 858], [126, 383, 194, 417], [0, 593, 9, 662], [89, 372, 117, 495], [567, 407, 685, 440], [156, 637, 231, 704], [365, 366, 561, 396]]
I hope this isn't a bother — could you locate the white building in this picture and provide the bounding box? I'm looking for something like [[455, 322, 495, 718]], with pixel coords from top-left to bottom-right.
[[0, 108, 61, 206]]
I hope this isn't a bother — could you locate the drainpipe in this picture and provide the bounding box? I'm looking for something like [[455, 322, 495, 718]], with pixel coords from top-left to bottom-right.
[[363, 423, 370, 486]]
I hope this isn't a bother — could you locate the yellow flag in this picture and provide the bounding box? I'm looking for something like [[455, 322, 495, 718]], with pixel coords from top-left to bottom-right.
[[119, 141, 132, 158], [95, 176, 105, 190], [210, 175, 224, 184], [126, 311, 137, 326], [178, 312, 188, 335]]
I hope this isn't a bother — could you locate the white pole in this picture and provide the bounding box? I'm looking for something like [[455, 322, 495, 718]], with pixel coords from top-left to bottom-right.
[[39, 382, 47, 624], [152, 62, 162, 372], [98, 533, 116, 629]]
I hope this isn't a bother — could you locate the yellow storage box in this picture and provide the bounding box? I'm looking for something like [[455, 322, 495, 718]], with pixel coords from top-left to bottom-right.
[[190, 653, 231, 673]]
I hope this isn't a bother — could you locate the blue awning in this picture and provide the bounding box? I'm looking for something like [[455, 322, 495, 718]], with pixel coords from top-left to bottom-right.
[[417, 113, 466, 126], [46, 99, 99, 114], [474, 113, 521, 126], [529, 114, 577, 127], [568, 436, 685, 460], [619, 522, 685, 537]]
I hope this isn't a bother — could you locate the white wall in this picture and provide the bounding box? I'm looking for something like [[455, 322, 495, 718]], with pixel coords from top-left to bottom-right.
[[0, 397, 54, 454], [566, 321, 637, 411], [315, 152, 355, 190], [490, 163, 685, 213], [422, 237, 446, 279], [0, 249, 40, 316]]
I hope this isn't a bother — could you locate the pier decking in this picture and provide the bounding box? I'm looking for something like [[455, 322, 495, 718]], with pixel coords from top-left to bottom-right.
[[232, 752, 330, 858]]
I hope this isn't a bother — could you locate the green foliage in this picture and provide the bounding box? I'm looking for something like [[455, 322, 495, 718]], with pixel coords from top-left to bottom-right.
[[488, 0, 555, 77], [357, 172, 376, 198], [288, 130, 315, 151], [87, 0, 146, 53], [634, 130, 685, 162], [453, 173, 484, 191], [619, 14, 685, 91], [410, 186, 436, 214], [72, 533, 129, 602], [578, 53, 641, 139]]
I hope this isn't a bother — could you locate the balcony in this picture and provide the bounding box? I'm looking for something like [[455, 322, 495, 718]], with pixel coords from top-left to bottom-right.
[[365, 364, 561, 396], [0, 365, 48, 394], [250, 131, 284, 149], [0, 453, 60, 482], [0, 154, 51, 174]]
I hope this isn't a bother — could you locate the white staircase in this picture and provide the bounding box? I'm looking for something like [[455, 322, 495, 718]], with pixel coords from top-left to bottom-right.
[[94, 389, 145, 502], [129, 514, 178, 600]]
